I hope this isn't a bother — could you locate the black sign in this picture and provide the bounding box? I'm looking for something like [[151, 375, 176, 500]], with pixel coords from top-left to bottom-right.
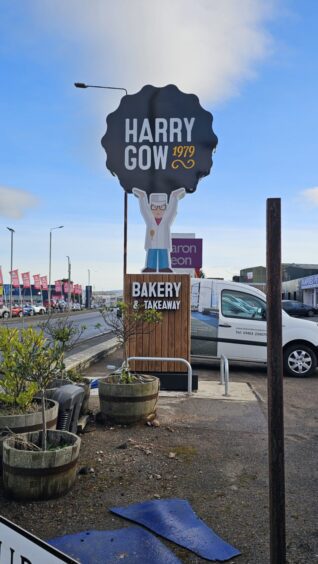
[[101, 84, 218, 196]]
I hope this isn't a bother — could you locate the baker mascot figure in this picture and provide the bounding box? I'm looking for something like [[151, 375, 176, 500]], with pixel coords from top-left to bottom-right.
[[132, 187, 186, 273]]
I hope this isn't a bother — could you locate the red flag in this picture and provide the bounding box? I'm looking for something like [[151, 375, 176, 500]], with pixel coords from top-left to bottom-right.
[[10, 269, 20, 288], [55, 280, 62, 293], [21, 272, 31, 288], [74, 284, 81, 295], [40, 276, 48, 290], [64, 282, 69, 293], [33, 274, 41, 290], [0, 266, 3, 285]]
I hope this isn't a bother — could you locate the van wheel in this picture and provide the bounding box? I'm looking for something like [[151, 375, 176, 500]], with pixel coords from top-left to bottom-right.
[[283, 344, 317, 377]]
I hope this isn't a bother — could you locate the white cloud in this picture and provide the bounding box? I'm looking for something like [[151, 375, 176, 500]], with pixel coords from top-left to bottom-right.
[[0, 186, 39, 219], [302, 187, 318, 205], [32, 0, 274, 104]]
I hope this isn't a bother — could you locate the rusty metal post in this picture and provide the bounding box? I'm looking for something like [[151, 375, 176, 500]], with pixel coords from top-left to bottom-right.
[[266, 198, 286, 564]]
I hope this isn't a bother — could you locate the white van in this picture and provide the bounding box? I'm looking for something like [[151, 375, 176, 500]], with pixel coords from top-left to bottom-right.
[[191, 279, 318, 377]]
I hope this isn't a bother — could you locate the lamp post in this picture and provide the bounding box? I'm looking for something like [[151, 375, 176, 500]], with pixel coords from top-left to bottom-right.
[[66, 255, 71, 311], [74, 82, 128, 96], [74, 82, 128, 280], [7, 227, 15, 318], [48, 225, 64, 312]]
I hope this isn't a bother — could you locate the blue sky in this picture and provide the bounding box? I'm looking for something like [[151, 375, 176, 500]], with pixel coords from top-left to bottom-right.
[[0, 0, 317, 290]]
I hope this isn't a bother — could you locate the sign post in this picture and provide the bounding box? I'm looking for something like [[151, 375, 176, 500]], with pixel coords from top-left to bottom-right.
[[266, 198, 286, 564], [101, 84, 217, 382]]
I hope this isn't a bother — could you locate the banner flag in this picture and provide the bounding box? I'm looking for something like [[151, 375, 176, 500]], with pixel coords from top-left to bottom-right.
[[21, 272, 31, 288], [10, 269, 20, 288], [40, 276, 48, 290], [55, 280, 62, 293], [33, 274, 41, 290], [0, 266, 3, 285]]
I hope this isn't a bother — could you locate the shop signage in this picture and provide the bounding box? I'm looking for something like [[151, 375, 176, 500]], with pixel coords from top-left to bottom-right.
[[102, 84, 217, 196], [102, 84, 217, 273], [300, 274, 318, 289], [171, 238, 202, 268], [132, 280, 181, 310], [0, 516, 76, 563]]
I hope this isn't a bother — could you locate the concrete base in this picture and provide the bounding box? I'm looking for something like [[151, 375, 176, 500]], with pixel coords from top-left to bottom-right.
[[139, 372, 198, 392], [160, 380, 257, 402]]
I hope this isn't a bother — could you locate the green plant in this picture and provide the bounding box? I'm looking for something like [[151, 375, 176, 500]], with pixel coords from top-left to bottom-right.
[[66, 368, 88, 384], [0, 327, 64, 450], [96, 301, 162, 383]]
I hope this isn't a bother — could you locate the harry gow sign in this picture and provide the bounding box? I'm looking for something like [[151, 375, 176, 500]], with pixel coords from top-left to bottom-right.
[[101, 84, 218, 196]]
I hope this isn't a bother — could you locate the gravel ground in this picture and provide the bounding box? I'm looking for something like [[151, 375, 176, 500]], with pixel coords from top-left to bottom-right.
[[1, 350, 317, 563]]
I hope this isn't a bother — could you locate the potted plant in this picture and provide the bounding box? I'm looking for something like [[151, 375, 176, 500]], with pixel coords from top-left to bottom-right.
[[0, 327, 59, 461], [0, 327, 81, 501], [96, 302, 162, 424]]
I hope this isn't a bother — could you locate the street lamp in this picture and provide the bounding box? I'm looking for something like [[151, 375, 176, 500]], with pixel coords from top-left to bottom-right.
[[74, 82, 128, 96], [66, 255, 71, 311], [74, 81, 128, 279], [48, 226, 64, 312], [6, 227, 15, 318]]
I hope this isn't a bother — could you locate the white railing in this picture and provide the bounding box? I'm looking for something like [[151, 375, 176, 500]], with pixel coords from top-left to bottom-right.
[[127, 356, 193, 394]]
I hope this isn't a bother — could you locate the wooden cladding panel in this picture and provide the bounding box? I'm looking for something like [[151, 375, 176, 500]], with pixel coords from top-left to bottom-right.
[[124, 274, 190, 373]]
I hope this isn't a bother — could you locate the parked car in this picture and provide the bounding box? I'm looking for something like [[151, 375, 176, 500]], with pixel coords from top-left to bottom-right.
[[11, 305, 23, 317], [72, 303, 81, 311], [32, 304, 46, 315], [0, 306, 10, 319], [191, 279, 318, 377], [57, 300, 67, 311], [23, 305, 35, 316], [282, 300, 317, 317]]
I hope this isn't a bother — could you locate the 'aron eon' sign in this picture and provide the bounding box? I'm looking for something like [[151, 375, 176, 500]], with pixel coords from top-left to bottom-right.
[[171, 238, 202, 269], [132, 281, 181, 310]]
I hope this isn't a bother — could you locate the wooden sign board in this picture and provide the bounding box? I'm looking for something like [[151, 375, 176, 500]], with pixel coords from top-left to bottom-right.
[[124, 273, 190, 373]]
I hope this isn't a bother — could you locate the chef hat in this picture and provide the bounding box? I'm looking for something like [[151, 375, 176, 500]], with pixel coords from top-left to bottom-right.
[[149, 193, 168, 206]]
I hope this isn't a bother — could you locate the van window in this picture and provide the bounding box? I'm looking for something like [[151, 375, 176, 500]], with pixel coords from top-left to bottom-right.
[[221, 290, 266, 320]]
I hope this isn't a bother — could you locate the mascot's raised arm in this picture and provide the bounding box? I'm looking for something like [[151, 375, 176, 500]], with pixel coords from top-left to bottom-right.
[[132, 187, 186, 273]]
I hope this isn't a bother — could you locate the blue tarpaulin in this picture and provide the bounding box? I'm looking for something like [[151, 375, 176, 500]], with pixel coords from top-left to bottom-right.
[[110, 498, 240, 562], [49, 526, 181, 563]]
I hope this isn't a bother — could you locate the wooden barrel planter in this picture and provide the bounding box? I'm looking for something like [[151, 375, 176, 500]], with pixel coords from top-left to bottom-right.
[[2, 429, 81, 501], [98, 374, 160, 424], [0, 399, 58, 464]]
